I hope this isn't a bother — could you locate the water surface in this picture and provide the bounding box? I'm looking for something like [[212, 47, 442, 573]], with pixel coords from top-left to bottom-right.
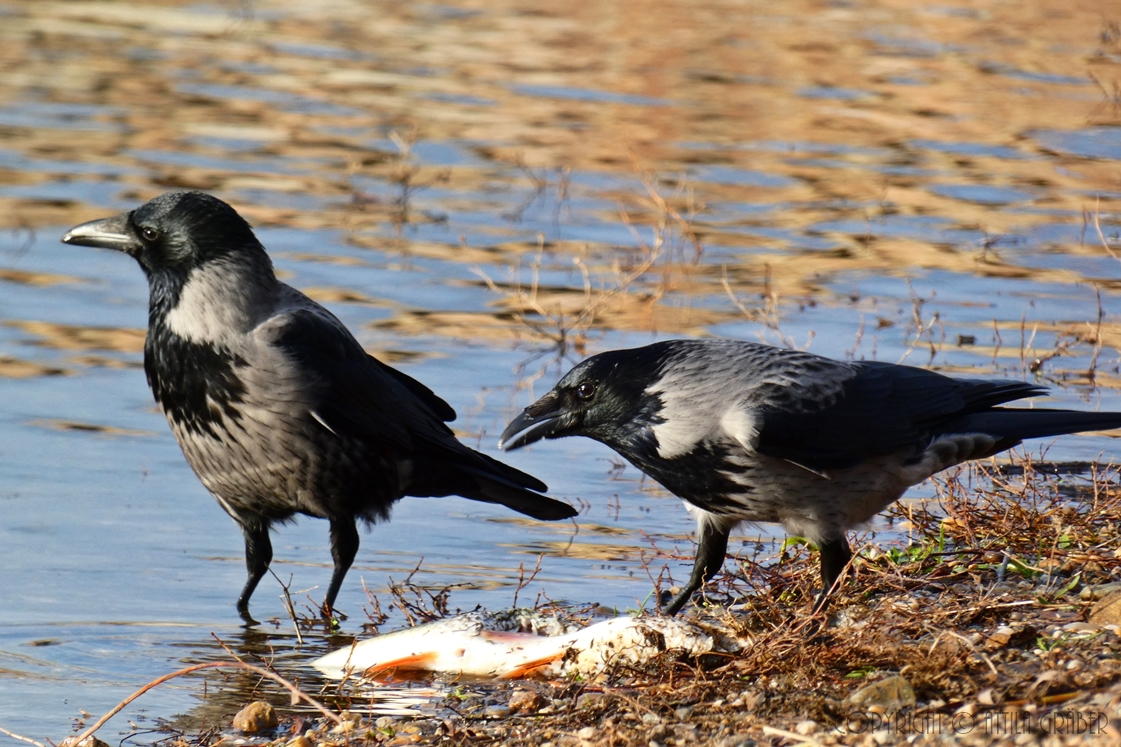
[[1, 0, 1120, 740]]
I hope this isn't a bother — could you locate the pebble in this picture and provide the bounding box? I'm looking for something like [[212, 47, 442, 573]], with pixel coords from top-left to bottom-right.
[[577, 725, 597, 741], [485, 705, 512, 719], [287, 736, 314, 747], [330, 710, 365, 735], [576, 692, 604, 709], [508, 688, 546, 714], [794, 719, 818, 735], [845, 675, 916, 713], [231, 701, 278, 733], [1061, 622, 1099, 633], [1090, 589, 1121, 625], [986, 626, 1015, 648], [1082, 583, 1121, 601]]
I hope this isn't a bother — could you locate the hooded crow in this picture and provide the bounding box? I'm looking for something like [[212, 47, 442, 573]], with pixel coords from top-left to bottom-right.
[[61, 191, 576, 622], [500, 339, 1121, 615]]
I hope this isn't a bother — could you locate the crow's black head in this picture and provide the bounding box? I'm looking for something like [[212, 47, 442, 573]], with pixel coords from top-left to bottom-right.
[[61, 191, 264, 277], [499, 344, 670, 452]]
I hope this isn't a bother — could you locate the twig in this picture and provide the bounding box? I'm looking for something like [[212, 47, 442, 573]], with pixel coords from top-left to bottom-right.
[[269, 568, 304, 644], [70, 661, 342, 745], [0, 727, 46, 747], [512, 554, 544, 608], [1091, 197, 1119, 260], [761, 725, 824, 746]]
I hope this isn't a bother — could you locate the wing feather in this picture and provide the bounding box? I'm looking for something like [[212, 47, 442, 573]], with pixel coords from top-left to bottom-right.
[[753, 361, 1045, 470]]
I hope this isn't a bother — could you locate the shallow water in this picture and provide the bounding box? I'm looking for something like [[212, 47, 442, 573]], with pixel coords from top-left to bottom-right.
[[1, 0, 1120, 740]]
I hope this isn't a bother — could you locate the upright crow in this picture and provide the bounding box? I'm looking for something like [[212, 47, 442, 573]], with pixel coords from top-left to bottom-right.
[[500, 339, 1121, 614], [62, 191, 576, 621]]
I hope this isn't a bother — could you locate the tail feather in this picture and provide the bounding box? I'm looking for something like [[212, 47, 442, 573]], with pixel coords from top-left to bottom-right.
[[463, 471, 578, 521], [954, 409, 1121, 442]]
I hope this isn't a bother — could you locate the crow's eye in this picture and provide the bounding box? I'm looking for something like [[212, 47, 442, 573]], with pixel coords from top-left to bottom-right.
[[141, 226, 160, 242], [575, 381, 597, 400]]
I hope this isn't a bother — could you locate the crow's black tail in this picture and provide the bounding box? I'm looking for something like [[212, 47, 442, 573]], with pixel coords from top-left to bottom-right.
[[954, 409, 1121, 442], [459, 447, 576, 520], [410, 445, 577, 520], [463, 470, 578, 521]]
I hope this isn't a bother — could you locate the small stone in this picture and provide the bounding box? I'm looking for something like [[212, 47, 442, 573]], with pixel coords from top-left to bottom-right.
[[641, 712, 662, 725], [674, 705, 695, 721], [845, 675, 916, 713], [794, 719, 818, 735], [1090, 589, 1121, 625], [1038, 558, 1065, 573], [287, 736, 314, 747], [986, 626, 1014, 649], [386, 736, 421, 747], [330, 710, 365, 735], [576, 692, 604, 709], [508, 688, 546, 714], [1062, 622, 1099, 633], [577, 726, 597, 740], [485, 704, 511, 719], [1084, 583, 1121, 601], [232, 701, 279, 733]]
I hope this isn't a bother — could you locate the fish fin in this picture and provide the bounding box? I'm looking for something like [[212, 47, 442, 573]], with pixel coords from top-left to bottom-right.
[[499, 652, 566, 679], [362, 651, 440, 677]]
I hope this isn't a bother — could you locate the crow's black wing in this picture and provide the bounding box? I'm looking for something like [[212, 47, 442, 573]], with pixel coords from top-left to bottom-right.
[[258, 307, 452, 452], [373, 357, 456, 422], [754, 361, 1045, 471], [256, 307, 569, 517]]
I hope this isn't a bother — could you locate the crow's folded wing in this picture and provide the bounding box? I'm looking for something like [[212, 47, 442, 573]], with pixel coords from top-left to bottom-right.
[[255, 307, 555, 500], [753, 361, 1045, 471], [255, 308, 458, 453]]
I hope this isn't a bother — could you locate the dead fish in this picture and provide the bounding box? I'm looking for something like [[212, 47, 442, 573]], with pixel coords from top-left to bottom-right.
[[311, 611, 739, 680]]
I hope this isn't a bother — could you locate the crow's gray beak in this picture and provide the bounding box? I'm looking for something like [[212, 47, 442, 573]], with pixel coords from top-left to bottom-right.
[[61, 213, 139, 254], [499, 391, 565, 450]]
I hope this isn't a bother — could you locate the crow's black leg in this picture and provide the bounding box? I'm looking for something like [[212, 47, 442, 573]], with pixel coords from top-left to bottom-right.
[[237, 517, 273, 625], [323, 518, 359, 618], [663, 520, 731, 616], [813, 535, 852, 613]]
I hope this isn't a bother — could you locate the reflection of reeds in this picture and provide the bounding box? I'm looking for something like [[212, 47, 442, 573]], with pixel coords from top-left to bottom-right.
[[476, 170, 718, 378]]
